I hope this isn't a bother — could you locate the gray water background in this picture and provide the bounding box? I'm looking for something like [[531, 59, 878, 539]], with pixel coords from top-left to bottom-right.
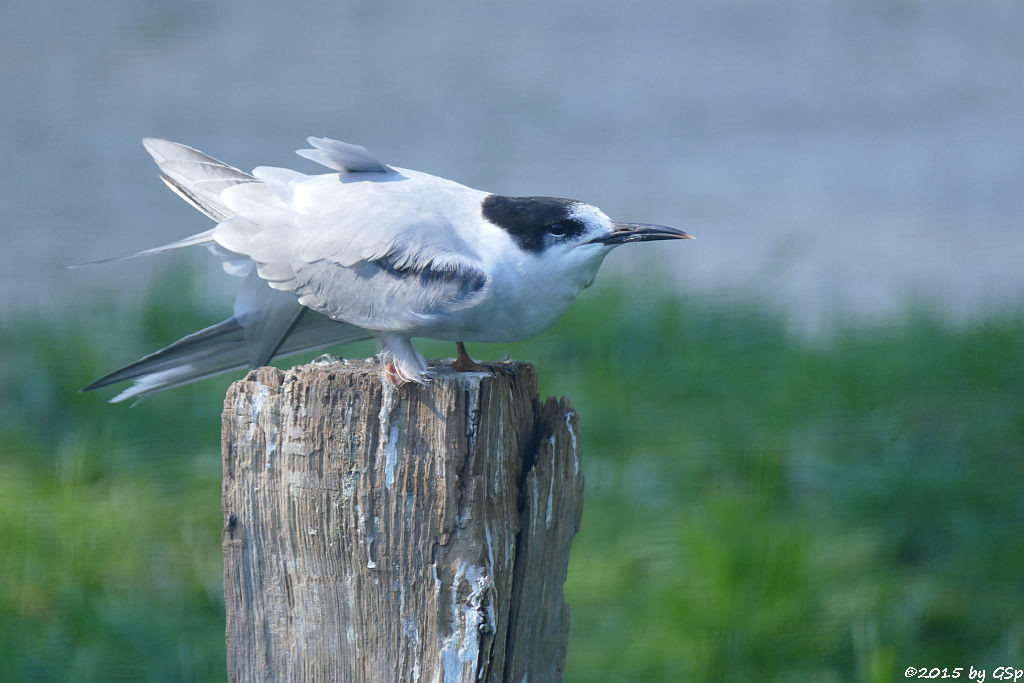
[[3, 0, 1022, 331]]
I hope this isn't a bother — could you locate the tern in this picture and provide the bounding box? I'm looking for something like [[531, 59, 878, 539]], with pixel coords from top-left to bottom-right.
[[81, 137, 692, 402]]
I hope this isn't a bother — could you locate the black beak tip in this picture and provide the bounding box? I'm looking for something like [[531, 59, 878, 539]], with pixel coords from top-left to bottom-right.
[[595, 223, 695, 245]]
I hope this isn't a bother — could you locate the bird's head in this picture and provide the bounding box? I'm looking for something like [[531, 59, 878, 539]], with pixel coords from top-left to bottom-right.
[[481, 194, 692, 277]]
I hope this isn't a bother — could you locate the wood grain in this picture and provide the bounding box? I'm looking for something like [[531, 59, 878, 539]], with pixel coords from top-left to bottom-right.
[[221, 357, 583, 682]]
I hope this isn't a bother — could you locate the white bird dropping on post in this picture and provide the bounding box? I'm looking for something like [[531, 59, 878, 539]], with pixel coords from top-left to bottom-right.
[[79, 136, 693, 401]]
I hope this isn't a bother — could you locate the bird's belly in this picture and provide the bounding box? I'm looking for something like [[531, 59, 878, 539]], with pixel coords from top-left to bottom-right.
[[420, 280, 581, 343]]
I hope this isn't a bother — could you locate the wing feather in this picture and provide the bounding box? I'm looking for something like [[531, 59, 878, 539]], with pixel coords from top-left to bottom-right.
[[208, 162, 490, 330], [275, 253, 487, 330], [296, 137, 390, 173], [143, 138, 257, 221], [194, 146, 492, 331]]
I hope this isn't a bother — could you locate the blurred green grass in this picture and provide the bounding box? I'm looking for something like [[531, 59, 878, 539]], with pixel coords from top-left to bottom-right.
[[2, 267, 1022, 681]]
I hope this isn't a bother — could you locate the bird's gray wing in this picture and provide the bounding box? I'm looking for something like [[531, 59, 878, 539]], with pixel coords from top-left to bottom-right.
[[212, 158, 490, 332], [83, 306, 370, 403], [218, 211, 489, 330], [276, 243, 489, 331]]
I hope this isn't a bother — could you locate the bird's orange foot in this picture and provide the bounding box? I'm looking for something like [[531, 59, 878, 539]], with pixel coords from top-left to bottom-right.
[[383, 360, 403, 387], [452, 342, 487, 373], [381, 357, 429, 386], [382, 360, 427, 387]]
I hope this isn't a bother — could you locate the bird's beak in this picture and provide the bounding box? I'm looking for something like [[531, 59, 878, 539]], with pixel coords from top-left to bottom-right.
[[590, 223, 695, 245]]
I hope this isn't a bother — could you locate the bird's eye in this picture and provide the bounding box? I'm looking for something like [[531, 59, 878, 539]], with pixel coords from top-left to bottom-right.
[[547, 222, 567, 236]]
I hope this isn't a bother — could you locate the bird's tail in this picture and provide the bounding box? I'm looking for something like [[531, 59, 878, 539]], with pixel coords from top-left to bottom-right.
[[79, 138, 379, 402], [143, 137, 258, 223], [70, 139, 259, 268], [83, 308, 372, 403]]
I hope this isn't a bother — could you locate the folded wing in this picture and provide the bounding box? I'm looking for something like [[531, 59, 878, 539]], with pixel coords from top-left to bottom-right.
[[212, 140, 490, 332]]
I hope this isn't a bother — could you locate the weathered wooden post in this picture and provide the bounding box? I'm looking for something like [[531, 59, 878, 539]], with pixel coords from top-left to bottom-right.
[[221, 357, 584, 682]]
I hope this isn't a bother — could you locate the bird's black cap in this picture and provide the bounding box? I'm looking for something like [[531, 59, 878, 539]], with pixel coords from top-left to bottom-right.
[[481, 195, 587, 254]]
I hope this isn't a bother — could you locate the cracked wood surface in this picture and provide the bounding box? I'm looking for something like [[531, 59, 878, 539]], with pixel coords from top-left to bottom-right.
[[221, 358, 584, 682]]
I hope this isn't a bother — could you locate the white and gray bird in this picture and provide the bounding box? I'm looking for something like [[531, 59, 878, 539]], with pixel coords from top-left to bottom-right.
[[81, 137, 692, 402]]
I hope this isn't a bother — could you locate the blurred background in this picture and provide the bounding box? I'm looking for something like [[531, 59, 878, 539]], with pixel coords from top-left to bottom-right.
[[2, 0, 1022, 680]]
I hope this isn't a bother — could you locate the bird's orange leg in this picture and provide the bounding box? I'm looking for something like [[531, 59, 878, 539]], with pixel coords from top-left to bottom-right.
[[453, 342, 486, 373]]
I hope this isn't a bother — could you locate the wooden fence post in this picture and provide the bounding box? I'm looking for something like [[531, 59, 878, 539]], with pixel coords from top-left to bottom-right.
[[220, 357, 584, 682]]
